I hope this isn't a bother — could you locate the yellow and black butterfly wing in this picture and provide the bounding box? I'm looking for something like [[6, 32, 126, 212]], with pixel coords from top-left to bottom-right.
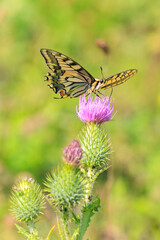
[[101, 69, 137, 89], [40, 49, 95, 98]]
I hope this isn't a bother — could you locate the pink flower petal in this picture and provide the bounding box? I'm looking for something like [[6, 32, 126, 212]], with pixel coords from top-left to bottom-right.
[[77, 95, 114, 124]]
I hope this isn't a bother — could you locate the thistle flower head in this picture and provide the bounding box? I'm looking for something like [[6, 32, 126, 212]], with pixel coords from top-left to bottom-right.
[[45, 165, 86, 210], [10, 178, 45, 222], [63, 139, 82, 166], [77, 95, 114, 124]]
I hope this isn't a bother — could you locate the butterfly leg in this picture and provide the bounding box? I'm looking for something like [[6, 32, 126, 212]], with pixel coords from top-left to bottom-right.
[[85, 93, 89, 97], [97, 91, 104, 97], [94, 91, 104, 98], [95, 92, 101, 98], [109, 87, 113, 100]]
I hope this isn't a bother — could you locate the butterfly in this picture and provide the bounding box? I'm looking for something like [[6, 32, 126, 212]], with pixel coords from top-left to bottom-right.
[[40, 49, 137, 99]]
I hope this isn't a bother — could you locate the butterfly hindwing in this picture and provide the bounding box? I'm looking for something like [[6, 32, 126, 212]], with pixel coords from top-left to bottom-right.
[[40, 49, 95, 98]]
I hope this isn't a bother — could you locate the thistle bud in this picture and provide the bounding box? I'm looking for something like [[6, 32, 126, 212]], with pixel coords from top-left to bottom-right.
[[10, 178, 45, 222], [80, 123, 111, 168], [63, 139, 82, 166], [45, 165, 86, 210]]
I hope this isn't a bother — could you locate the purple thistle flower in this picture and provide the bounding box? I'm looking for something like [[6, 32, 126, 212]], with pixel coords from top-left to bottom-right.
[[63, 140, 82, 166], [76, 95, 114, 124]]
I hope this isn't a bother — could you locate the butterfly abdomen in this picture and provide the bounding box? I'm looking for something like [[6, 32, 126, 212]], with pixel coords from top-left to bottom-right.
[[101, 69, 137, 90]]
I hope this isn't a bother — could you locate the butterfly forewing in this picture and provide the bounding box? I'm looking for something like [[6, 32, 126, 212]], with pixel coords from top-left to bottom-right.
[[101, 69, 137, 89], [40, 49, 95, 98]]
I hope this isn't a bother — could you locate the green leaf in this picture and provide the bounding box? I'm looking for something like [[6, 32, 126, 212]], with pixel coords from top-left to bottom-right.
[[15, 224, 41, 240], [76, 197, 101, 240], [15, 224, 30, 237], [71, 227, 79, 240], [45, 225, 55, 240], [57, 216, 65, 240], [71, 211, 80, 224]]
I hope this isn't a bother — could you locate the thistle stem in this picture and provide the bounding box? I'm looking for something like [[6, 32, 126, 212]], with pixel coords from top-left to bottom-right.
[[26, 220, 39, 239], [85, 167, 95, 204], [61, 209, 70, 240]]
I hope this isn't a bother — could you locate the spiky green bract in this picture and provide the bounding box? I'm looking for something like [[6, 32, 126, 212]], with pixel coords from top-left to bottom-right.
[[80, 123, 111, 169], [45, 165, 86, 210], [10, 178, 45, 223]]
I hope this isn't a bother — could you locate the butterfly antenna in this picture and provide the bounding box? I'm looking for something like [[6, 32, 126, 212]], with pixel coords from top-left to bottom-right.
[[100, 66, 104, 79], [100, 66, 113, 99]]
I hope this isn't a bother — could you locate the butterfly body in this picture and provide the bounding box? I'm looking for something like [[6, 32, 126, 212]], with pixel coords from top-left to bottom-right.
[[40, 49, 137, 98]]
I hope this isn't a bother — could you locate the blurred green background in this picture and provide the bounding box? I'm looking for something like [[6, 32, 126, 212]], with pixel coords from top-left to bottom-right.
[[0, 0, 160, 239]]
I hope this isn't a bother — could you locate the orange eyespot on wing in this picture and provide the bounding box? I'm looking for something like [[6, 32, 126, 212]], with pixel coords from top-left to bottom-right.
[[60, 89, 66, 96], [101, 69, 137, 89]]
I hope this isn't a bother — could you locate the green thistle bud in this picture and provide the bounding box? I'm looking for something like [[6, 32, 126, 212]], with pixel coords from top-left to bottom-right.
[[10, 178, 45, 222], [80, 123, 111, 168], [45, 165, 86, 210]]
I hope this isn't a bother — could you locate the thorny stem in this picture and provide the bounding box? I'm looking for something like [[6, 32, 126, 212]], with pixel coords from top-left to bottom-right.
[[26, 220, 38, 239], [85, 167, 95, 204], [61, 209, 70, 240]]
